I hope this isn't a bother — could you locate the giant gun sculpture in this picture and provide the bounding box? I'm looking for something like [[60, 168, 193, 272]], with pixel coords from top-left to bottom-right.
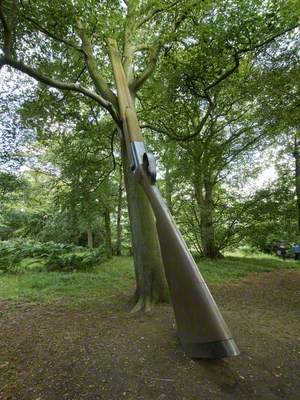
[[108, 39, 239, 359]]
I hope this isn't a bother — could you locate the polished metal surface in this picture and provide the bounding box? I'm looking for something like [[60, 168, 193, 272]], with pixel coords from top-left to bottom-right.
[[183, 339, 240, 359], [108, 39, 240, 359], [130, 141, 147, 170], [139, 175, 240, 357]]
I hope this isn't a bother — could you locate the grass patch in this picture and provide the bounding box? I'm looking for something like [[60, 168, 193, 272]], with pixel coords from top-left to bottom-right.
[[0, 254, 299, 307], [199, 254, 299, 283], [0, 257, 134, 307]]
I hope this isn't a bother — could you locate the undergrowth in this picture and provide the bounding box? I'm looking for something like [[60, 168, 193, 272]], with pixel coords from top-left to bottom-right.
[[0, 248, 299, 307], [0, 240, 106, 273]]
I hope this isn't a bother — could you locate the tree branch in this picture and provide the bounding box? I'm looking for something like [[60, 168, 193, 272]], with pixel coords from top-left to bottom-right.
[[135, 1, 181, 30], [141, 122, 169, 135], [0, 2, 9, 32], [141, 96, 213, 142], [0, 0, 15, 56], [134, 43, 152, 52], [130, 42, 161, 93], [215, 130, 265, 180], [76, 19, 118, 108], [93, 128, 117, 190], [222, 123, 258, 148], [204, 24, 299, 93], [205, 51, 240, 92], [21, 14, 83, 53], [0, 55, 120, 126], [193, 97, 214, 136], [129, 1, 189, 94], [141, 121, 199, 142], [240, 24, 300, 54]]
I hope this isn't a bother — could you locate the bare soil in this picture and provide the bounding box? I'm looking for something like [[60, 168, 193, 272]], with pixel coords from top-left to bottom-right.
[[0, 270, 299, 400]]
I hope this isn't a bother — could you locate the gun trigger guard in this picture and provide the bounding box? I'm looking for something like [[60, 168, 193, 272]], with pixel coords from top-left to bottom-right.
[[143, 152, 156, 184]]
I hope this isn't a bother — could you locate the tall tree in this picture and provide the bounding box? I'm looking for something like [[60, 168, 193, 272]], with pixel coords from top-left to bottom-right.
[[294, 136, 300, 230], [1, 0, 298, 300], [141, 2, 299, 257], [116, 162, 124, 256], [0, 0, 192, 309], [255, 43, 300, 231]]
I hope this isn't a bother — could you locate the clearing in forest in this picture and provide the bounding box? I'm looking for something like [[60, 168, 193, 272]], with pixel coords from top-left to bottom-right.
[[0, 269, 299, 400]]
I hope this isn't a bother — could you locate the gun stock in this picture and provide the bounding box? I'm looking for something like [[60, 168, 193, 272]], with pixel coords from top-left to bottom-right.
[[139, 175, 239, 358], [108, 39, 239, 359]]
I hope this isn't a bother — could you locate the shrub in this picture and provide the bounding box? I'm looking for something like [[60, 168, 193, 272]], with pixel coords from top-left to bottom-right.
[[0, 240, 74, 263], [45, 248, 106, 272], [0, 240, 105, 273]]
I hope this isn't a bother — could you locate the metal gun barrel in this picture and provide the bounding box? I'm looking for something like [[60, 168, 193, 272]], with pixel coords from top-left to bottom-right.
[[108, 38, 239, 358]]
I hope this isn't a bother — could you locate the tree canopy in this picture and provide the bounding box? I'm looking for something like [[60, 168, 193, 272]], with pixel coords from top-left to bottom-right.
[[1, 0, 299, 307]]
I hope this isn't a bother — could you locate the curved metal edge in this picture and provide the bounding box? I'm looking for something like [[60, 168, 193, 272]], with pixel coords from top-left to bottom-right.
[[130, 141, 146, 170], [143, 152, 156, 184], [182, 338, 240, 359]]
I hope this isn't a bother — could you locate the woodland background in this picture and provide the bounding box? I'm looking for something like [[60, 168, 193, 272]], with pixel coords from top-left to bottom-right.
[[0, 0, 299, 297], [1, 2, 300, 399]]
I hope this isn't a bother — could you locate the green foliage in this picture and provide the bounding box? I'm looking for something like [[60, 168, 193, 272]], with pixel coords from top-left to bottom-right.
[[0, 0, 299, 266], [0, 172, 26, 199], [0, 239, 83, 259], [241, 171, 297, 250], [0, 165, 120, 254], [0, 240, 105, 273], [45, 248, 106, 272], [0, 255, 298, 307]]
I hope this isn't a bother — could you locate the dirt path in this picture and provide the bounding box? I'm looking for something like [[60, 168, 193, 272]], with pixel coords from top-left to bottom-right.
[[0, 270, 299, 400]]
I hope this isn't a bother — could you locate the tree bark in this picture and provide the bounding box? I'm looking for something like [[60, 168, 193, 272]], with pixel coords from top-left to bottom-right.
[[121, 140, 169, 311], [116, 163, 123, 256], [165, 166, 173, 213], [294, 136, 300, 231], [87, 227, 93, 248], [193, 177, 222, 259], [104, 208, 113, 258]]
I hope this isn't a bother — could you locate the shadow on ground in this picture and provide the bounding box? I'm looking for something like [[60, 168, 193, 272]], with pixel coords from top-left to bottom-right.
[[0, 269, 299, 400]]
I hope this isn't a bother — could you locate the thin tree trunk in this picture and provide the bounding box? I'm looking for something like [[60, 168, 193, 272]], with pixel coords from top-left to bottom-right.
[[121, 140, 169, 311], [87, 226, 93, 248], [165, 166, 173, 213], [104, 208, 113, 258], [194, 177, 222, 259], [116, 163, 123, 256], [294, 135, 300, 231]]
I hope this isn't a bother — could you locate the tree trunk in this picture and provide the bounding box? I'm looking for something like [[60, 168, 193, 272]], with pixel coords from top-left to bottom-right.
[[294, 136, 300, 231], [121, 140, 169, 311], [87, 227, 93, 248], [165, 166, 173, 213], [116, 163, 123, 256], [194, 178, 222, 259], [104, 208, 113, 258]]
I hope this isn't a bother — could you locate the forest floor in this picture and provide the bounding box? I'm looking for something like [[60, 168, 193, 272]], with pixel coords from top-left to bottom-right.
[[0, 266, 299, 400]]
